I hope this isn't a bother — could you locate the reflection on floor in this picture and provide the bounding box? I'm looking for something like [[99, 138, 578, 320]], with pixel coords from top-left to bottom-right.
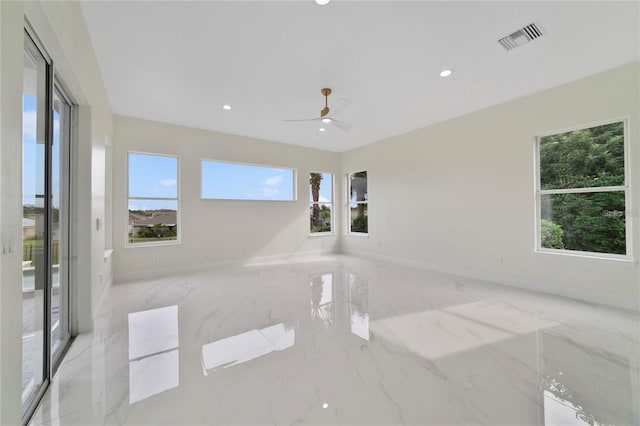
[[202, 322, 295, 373], [128, 305, 180, 404], [30, 255, 640, 425]]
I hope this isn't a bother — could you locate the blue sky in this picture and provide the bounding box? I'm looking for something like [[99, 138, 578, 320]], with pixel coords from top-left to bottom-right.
[[201, 160, 297, 201], [201, 160, 294, 201], [128, 153, 178, 210], [23, 95, 61, 208]]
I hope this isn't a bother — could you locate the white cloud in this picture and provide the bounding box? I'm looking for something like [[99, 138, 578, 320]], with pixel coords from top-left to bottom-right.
[[23, 111, 37, 142], [23, 112, 63, 143], [319, 195, 330, 203], [264, 175, 283, 186], [160, 179, 177, 187], [129, 203, 146, 211]]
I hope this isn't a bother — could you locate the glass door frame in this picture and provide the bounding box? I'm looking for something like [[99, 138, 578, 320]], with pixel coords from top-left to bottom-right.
[[50, 78, 73, 375], [22, 23, 75, 425], [22, 27, 52, 422]]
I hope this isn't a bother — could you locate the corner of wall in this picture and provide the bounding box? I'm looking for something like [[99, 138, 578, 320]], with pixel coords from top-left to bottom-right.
[[0, 1, 28, 423]]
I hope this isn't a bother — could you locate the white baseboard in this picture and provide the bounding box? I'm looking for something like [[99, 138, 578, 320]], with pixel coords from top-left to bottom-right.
[[341, 247, 538, 287], [113, 249, 338, 283], [341, 248, 638, 313]]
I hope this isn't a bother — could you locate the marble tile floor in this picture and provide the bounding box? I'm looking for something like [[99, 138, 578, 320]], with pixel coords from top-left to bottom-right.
[[30, 255, 640, 425]]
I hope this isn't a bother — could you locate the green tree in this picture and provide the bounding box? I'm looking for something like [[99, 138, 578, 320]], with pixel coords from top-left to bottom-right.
[[319, 206, 331, 232], [137, 223, 176, 239], [540, 122, 624, 190], [540, 219, 564, 249], [351, 215, 368, 233], [539, 122, 625, 254]]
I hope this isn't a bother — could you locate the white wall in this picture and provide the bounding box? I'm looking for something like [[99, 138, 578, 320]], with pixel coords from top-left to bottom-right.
[[0, 1, 112, 423], [112, 116, 340, 280], [0, 2, 27, 423], [341, 62, 640, 312]]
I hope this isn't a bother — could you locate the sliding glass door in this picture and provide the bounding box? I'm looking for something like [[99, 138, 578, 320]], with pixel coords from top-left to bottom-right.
[[50, 85, 71, 366], [22, 29, 73, 422]]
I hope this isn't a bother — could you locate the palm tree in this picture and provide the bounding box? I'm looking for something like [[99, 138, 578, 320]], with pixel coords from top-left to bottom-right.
[[310, 173, 323, 229]]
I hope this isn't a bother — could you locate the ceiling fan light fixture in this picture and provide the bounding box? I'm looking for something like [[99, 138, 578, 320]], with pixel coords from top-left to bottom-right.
[[315, 0, 330, 5], [439, 69, 453, 78], [321, 118, 332, 123]]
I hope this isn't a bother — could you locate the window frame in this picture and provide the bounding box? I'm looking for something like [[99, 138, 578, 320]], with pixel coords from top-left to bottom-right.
[[534, 118, 632, 260], [200, 159, 297, 202], [309, 171, 335, 236], [346, 170, 369, 236], [126, 151, 181, 248]]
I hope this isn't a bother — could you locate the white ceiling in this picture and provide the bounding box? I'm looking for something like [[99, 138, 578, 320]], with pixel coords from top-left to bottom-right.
[[80, 1, 639, 152]]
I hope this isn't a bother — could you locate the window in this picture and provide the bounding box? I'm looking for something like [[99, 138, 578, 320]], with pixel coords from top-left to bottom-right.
[[348, 171, 368, 234], [536, 120, 628, 257], [201, 160, 295, 201], [127, 153, 179, 245], [310, 172, 333, 233]]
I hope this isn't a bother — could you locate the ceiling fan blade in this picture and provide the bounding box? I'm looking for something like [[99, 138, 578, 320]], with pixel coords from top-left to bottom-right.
[[331, 119, 352, 132], [284, 90, 352, 132], [328, 98, 351, 118], [283, 117, 321, 122]]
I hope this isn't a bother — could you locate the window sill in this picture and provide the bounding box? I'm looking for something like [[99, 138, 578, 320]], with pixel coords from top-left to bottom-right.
[[126, 241, 182, 249], [200, 198, 297, 203], [535, 248, 633, 263], [345, 232, 369, 238], [309, 232, 336, 237]]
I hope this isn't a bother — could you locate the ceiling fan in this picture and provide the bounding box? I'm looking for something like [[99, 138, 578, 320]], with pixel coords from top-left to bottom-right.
[[284, 88, 352, 132]]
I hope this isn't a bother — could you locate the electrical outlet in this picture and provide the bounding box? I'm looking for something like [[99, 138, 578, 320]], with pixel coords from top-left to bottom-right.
[[497, 256, 503, 264], [153, 257, 159, 264]]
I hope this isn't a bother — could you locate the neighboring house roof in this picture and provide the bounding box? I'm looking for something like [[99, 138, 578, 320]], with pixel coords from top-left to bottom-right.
[[23, 218, 36, 227], [133, 212, 177, 227], [128, 212, 148, 224]]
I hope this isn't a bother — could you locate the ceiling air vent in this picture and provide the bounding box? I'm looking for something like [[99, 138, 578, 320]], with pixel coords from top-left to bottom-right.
[[498, 22, 544, 51]]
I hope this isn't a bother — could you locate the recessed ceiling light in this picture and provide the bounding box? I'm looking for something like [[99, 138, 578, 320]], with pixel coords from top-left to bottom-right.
[[222, 105, 232, 110], [321, 118, 332, 123], [322, 403, 329, 409], [439, 69, 453, 78], [315, 0, 330, 5], [319, 127, 326, 132]]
